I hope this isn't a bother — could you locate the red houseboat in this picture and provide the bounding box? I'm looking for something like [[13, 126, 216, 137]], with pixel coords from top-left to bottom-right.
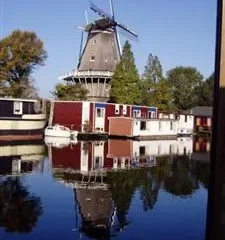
[[49, 101, 158, 134]]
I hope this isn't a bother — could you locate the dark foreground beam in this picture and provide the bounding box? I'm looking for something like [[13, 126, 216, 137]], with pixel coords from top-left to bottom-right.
[[206, 0, 225, 239]]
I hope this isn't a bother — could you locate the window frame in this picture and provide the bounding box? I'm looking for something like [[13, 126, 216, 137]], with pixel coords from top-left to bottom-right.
[[13, 101, 23, 115]]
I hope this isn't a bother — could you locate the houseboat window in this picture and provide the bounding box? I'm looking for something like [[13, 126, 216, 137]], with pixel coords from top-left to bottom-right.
[[133, 110, 141, 118], [169, 145, 172, 154], [13, 101, 23, 115], [140, 121, 146, 130], [170, 121, 173, 130], [139, 146, 146, 156], [185, 115, 188, 122], [149, 111, 155, 119], [184, 147, 187, 155], [96, 108, 104, 117], [196, 118, 201, 126], [115, 104, 120, 114], [90, 56, 95, 62], [94, 156, 103, 169], [159, 121, 162, 131], [123, 105, 127, 115]]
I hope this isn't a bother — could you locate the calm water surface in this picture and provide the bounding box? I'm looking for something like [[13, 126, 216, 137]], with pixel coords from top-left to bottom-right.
[[0, 137, 209, 240]]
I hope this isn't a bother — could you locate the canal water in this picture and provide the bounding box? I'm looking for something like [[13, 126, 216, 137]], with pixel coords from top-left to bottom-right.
[[0, 137, 209, 240]]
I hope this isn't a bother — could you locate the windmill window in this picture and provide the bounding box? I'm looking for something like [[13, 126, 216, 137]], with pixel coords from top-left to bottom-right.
[[93, 39, 96, 45], [104, 57, 108, 63], [90, 56, 95, 62]]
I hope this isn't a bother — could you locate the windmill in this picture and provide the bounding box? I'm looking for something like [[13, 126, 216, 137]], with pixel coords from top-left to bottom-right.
[[61, 0, 138, 102]]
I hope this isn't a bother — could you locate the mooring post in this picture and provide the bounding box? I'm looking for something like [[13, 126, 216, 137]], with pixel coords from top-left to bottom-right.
[[206, 0, 225, 239]]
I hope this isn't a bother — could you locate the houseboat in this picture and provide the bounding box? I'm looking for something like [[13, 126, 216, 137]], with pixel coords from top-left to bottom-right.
[[108, 114, 194, 140], [0, 98, 46, 141], [49, 100, 194, 139], [184, 106, 212, 133]]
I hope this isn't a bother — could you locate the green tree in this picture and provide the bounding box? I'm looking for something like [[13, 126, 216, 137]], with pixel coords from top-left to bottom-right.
[[167, 66, 204, 110], [110, 41, 141, 104], [196, 73, 214, 106], [141, 53, 172, 109], [0, 30, 47, 98], [51, 83, 88, 101]]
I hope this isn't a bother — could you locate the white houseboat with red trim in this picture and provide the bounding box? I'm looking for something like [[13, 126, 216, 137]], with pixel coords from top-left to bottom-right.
[[0, 98, 46, 141]]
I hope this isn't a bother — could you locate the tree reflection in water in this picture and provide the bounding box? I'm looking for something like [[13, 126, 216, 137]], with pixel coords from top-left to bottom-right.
[[0, 177, 42, 233], [54, 156, 209, 239]]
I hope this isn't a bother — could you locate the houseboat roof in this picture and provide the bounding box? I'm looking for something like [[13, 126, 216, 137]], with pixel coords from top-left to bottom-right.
[[0, 97, 40, 103], [184, 106, 212, 117], [52, 100, 158, 110]]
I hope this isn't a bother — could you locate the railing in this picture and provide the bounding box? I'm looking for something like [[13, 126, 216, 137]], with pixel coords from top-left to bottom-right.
[[59, 70, 114, 80]]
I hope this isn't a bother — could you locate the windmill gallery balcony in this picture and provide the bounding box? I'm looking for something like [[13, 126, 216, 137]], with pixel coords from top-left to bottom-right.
[[60, 70, 114, 101]]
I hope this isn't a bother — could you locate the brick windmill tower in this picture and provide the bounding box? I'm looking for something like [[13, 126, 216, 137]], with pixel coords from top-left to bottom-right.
[[60, 0, 138, 102]]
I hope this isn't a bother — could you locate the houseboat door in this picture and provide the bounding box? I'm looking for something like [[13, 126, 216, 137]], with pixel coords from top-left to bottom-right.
[[94, 104, 105, 132]]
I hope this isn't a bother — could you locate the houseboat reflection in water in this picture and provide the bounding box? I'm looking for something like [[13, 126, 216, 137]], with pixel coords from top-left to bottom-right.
[[47, 137, 210, 238], [0, 140, 45, 233], [0, 140, 45, 175]]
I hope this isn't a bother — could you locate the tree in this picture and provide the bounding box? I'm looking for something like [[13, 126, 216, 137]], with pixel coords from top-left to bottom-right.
[[143, 53, 163, 82], [51, 83, 88, 101], [167, 66, 204, 110], [141, 53, 172, 109], [110, 41, 141, 105], [0, 30, 47, 98], [154, 78, 173, 110], [196, 73, 214, 106]]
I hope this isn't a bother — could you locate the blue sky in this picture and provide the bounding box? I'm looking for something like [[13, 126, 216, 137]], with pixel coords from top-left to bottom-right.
[[1, 0, 217, 98]]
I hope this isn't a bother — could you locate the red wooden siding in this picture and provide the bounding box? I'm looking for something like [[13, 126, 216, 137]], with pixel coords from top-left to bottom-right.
[[108, 117, 133, 137], [53, 102, 82, 131], [108, 140, 133, 158], [104, 104, 132, 132], [141, 107, 148, 118], [103, 141, 114, 169], [51, 143, 81, 170]]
